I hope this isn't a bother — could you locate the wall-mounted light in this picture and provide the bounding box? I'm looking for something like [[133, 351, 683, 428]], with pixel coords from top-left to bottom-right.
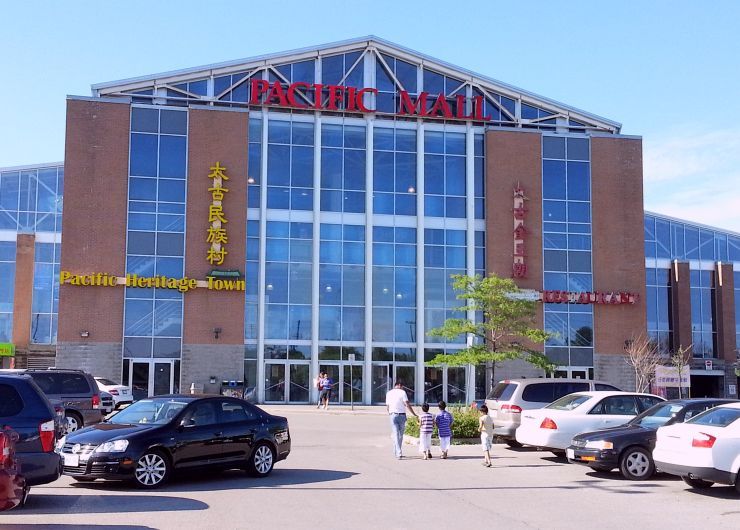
[[407, 186, 416, 193], [213, 327, 222, 340], [209, 376, 217, 384], [79, 330, 90, 338], [266, 283, 274, 291]]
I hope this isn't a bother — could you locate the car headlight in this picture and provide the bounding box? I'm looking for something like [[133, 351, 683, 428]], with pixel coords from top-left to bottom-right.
[[94, 440, 129, 453], [55, 435, 66, 453], [584, 440, 613, 450]]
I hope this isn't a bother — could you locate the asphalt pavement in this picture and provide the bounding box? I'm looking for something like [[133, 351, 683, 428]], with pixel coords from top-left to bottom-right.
[[3, 405, 739, 529]]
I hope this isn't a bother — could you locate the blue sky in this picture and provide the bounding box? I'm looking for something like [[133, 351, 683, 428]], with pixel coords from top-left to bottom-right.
[[1, 0, 739, 231]]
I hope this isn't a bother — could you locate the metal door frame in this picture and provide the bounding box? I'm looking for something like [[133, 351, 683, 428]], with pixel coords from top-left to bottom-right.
[[124, 358, 179, 398]]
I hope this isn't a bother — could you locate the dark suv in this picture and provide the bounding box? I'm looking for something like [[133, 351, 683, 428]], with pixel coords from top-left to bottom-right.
[[0, 369, 103, 432], [0, 374, 61, 486]]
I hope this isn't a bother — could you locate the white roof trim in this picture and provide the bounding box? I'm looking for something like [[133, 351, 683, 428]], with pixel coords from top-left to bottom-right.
[[0, 162, 64, 172], [91, 35, 621, 132]]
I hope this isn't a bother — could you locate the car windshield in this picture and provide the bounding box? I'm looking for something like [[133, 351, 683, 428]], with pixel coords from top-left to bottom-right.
[[686, 407, 740, 428], [546, 394, 591, 411], [108, 399, 188, 425], [96, 378, 117, 386], [629, 402, 684, 428]]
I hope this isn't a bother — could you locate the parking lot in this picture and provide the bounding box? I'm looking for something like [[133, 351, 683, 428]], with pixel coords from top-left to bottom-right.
[[4, 405, 739, 530]]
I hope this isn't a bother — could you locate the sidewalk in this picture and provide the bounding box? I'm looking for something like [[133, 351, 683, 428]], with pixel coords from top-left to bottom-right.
[[260, 404, 388, 415]]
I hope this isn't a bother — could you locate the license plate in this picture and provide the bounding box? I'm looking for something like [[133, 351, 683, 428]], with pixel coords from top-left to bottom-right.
[[566, 448, 575, 460], [63, 453, 80, 467]]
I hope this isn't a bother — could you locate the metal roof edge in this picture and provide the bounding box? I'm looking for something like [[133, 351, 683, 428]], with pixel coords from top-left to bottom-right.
[[645, 210, 740, 238], [0, 161, 64, 171], [89, 35, 621, 131]]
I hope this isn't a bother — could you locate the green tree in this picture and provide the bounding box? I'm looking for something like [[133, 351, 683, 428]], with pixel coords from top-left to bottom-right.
[[426, 274, 555, 379]]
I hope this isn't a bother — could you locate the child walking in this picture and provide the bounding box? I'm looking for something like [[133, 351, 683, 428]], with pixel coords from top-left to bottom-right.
[[418, 403, 434, 459], [435, 401, 453, 459], [478, 404, 494, 467]]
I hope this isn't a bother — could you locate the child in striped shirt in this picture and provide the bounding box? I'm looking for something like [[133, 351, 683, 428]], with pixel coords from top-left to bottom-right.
[[435, 401, 454, 459], [418, 403, 434, 460]]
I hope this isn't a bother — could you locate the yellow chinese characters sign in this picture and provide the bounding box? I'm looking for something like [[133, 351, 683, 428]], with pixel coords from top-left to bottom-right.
[[207, 162, 229, 265]]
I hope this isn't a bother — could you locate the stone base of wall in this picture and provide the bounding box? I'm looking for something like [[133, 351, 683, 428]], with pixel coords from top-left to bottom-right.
[[594, 352, 635, 391], [56, 342, 123, 382], [181, 344, 244, 395]]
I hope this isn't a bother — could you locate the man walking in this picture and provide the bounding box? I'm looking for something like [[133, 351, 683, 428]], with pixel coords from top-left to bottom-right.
[[385, 381, 417, 459]]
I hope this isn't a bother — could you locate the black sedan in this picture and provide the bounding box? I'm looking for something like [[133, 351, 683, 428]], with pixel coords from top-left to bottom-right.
[[567, 398, 736, 480], [56, 395, 290, 488]]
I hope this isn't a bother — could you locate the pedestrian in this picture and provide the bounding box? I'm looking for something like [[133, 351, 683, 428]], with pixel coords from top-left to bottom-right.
[[385, 381, 418, 459], [319, 372, 333, 410], [418, 403, 434, 460], [435, 400, 454, 459], [478, 404, 494, 467], [314, 372, 323, 408]]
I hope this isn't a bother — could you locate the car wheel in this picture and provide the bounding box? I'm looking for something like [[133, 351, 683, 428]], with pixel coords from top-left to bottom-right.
[[505, 439, 523, 448], [681, 476, 714, 489], [72, 477, 96, 482], [134, 450, 170, 488], [619, 447, 655, 480], [247, 443, 275, 477], [65, 412, 83, 433]]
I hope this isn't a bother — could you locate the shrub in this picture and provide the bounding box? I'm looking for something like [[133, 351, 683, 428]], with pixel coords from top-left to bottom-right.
[[404, 406, 480, 439]]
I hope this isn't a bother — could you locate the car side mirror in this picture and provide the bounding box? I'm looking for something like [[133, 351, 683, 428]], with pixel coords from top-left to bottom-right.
[[179, 418, 196, 429]]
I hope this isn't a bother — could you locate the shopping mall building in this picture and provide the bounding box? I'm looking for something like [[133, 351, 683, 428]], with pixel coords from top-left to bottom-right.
[[0, 37, 738, 403]]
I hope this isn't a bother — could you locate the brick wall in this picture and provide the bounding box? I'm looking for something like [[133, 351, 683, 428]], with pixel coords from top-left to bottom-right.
[[11, 234, 35, 350], [180, 344, 244, 394], [56, 342, 123, 381]]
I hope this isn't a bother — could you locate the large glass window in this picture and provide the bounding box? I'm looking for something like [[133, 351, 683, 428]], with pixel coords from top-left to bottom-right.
[[248, 116, 262, 209], [424, 229, 466, 343], [266, 119, 314, 211], [319, 224, 365, 342], [321, 123, 366, 213], [372, 226, 416, 344], [424, 130, 465, 218], [30, 242, 60, 344], [265, 221, 312, 341], [542, 135, 593, 368], [124, 106, 187, 360], [645, 268, 672, 353], [373, 127, 416, 216], [690, 270, 716, 358], [0, 166, 63, 232], [0, 241, 15, 342]]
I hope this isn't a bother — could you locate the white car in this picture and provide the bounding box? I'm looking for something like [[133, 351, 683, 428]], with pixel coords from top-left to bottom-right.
[[653, 402, 740, 493], [515, 391, 664, 453], [94, 377, 133, 408]]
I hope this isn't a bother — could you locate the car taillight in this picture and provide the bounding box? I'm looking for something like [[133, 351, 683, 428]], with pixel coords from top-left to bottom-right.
[[501, 404, 522, 414], [691, 432, 716, 448], [92, 393, 101, 409], [39, 420, 55, 452], [109, 389, 119, 395], [540, 418, 558, 430]]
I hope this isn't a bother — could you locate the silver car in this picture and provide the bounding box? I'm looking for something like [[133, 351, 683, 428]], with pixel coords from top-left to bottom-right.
[[485, 378, 620, 447]]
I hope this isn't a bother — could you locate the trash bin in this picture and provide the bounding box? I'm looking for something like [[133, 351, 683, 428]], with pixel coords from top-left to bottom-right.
[[220, 380, 245, 398]]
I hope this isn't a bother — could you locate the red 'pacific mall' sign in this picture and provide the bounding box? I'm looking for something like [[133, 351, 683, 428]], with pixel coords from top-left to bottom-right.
[[249, 79, 493, 121]]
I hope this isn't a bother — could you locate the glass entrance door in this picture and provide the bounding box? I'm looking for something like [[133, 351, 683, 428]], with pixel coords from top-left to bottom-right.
[[265, 362, 310, 403], [288, 364, 310, 403], [123, 359, 180, 401], [318, 363, 364, 404], [265, 363, 286, 402], [371, 363, 416, 403]]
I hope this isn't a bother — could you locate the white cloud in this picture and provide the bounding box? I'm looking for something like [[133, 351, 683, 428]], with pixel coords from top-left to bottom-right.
[[643, 128, 740, 233]]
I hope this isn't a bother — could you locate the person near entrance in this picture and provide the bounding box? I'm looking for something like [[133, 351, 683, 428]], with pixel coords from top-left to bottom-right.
[[314, 371, 323, 408], [319, 372, 333, 410], [385, 380, 417, 459]]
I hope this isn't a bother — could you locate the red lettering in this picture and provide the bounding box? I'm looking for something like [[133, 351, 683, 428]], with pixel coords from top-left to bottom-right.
[[513, 206, 527, 220], [312, 84, 324, 109], [347, 87, 358, 111], [356, 88, 377, 112], [514, 241, 525, 257], [620, 293, 630, 304], [287, 82, 309, 108], [472, 95, 492, 121], [398, 91, 427, 115], [250, 79, 270, 104], [455, 95, 475, 120], [326, 85, 345, 111], [264, 81, 289, 106], [428, 94, 453, 118], [578, 293, 590, 304]]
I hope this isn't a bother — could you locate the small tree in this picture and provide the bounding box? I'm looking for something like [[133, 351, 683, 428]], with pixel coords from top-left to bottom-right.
[[426, 274, 554, 382], [671, 345, 691, 399], [624, 334, 662, 393]]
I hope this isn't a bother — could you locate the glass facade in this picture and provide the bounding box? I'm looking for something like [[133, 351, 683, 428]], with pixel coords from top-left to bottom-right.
[[123, 106, 187, 361], [542, 135, 594, 368], [31, 242, 61, 344], [0, 241, 15, 342], [690, 270, 716, 359], [645, 268, 672, 353]]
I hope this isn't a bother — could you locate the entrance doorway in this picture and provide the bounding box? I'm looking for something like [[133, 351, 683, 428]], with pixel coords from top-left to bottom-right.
[[371, 363, 416, 403], [318, 363, 363, 405], [423, 366, 467, 404], [690, 374, 723, 398], [122, 359, 180, 401], [264, 362, 310, 403]]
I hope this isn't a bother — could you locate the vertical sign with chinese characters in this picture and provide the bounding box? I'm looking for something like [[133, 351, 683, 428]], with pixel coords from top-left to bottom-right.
[[207, 162, 229, 266], [512, 185, 528, 278]]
